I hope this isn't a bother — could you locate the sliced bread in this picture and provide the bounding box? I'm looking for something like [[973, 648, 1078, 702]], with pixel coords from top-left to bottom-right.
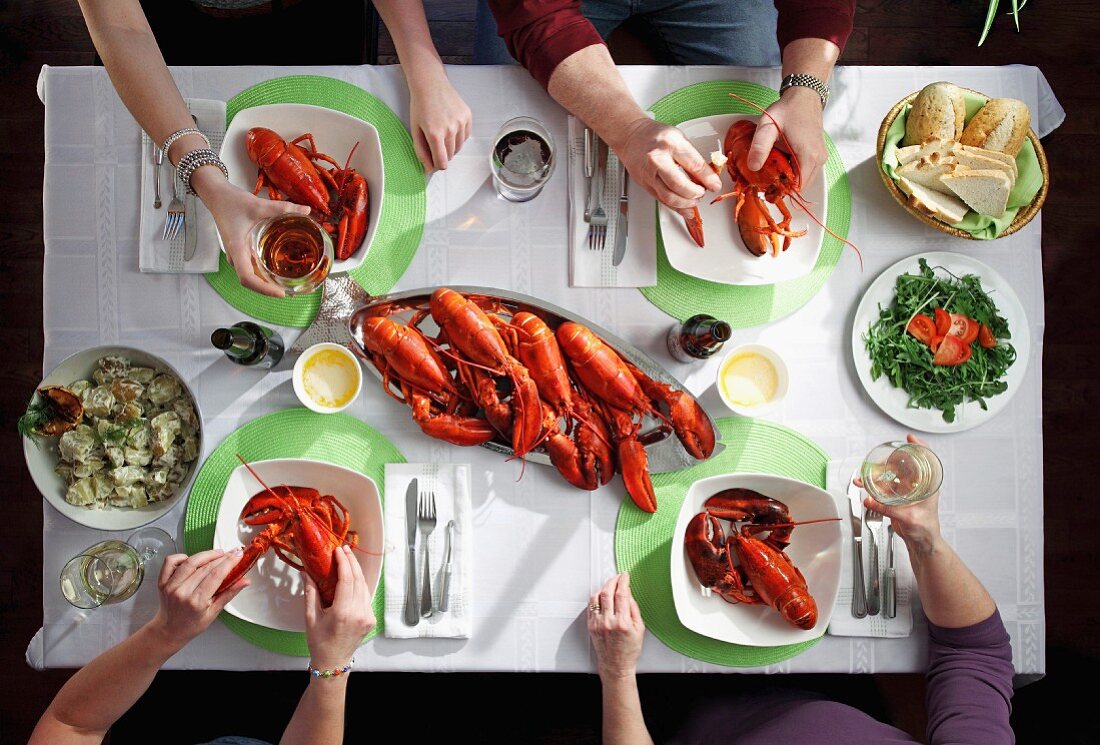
[[896, 139, 949, 166], [952, 143, 1018, 178], [950, 148, 1016, 183], [898, 176, 970, 223], [896, 155, 958, 196], [941, 169, 1012, 217]]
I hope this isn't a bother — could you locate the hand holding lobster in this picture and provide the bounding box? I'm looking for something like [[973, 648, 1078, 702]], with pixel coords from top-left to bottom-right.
[[747, 87, 827, 197], [148, 548, 249, 649], [304, 545, 376, 672]]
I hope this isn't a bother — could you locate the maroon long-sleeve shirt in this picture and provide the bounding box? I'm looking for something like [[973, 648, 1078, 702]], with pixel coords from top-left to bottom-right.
[[488, 1, 856, 88], [670, 610, 1016, 744]]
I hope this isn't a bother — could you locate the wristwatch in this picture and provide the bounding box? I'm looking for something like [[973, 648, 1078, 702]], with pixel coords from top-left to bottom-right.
[[780, 73, 830, 109]]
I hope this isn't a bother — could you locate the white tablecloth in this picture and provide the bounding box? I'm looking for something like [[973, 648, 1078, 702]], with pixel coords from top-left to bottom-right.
[[31, 63, 1052, 675]]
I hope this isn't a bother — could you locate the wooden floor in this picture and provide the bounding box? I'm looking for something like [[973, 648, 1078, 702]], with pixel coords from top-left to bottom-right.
[[1, 1, 1098, 742]]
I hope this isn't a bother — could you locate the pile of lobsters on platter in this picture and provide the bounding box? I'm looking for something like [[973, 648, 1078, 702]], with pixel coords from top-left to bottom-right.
[[350, 288, 716, 512]]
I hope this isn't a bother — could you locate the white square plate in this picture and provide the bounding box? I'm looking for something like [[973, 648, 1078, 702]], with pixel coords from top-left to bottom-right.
[[669, 472, 842, 646], [214, 458, 384, 632], [656, 113, 825, 286], [220, 102, 385, 274]]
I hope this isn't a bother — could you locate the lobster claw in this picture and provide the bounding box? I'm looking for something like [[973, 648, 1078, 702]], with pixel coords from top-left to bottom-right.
[[703, 489, 793, 550], [683, 206, 705, 248], [617, 438, 657, 513]]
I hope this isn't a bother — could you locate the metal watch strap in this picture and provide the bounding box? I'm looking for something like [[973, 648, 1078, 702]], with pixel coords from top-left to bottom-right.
[[780, 73, 829, 108]]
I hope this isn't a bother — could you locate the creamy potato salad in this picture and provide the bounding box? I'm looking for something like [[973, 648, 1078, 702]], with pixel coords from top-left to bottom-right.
[[55, 356, 200, 509]]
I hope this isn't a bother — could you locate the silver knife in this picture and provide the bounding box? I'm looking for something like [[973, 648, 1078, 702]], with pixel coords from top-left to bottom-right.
[[612, 167, 628, 266], [183, 194, 197, 261], [403, 478, 420, 625], [152, 144, 163, 210], [866, 508, 881, 615], [439, 519, 455, 613], [183, 113, 199, 261], [847, 480, 868, 618], [883, 522, 897, 618]]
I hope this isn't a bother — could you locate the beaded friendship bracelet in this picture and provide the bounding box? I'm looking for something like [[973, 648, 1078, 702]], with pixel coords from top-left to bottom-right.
[[175, 148, 229, 196], [307, 660, 354, 678], [160, 127, 210, 155]]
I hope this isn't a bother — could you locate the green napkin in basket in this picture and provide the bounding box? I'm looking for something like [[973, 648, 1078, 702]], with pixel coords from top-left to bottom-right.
[[881, 92, 1043, 239]]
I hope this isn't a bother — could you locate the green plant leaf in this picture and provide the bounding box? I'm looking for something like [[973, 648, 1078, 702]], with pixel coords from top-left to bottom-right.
[[979, 0, 1001, 46], [1011, 0, 1020, 31]]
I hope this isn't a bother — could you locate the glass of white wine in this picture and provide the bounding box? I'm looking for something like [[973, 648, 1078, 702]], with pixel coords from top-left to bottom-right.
[[60, 527, 176, 610], [860, 441, 943, 506]]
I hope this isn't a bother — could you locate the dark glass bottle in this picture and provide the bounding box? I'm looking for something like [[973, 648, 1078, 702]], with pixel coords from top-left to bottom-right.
[[211, 322, 284, 369], [667, 314, 732, 362]]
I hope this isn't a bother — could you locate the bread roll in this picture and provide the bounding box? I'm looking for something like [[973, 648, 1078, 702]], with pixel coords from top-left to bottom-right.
[[904, 82, 966, 146], [960, 98, 1030, 156]]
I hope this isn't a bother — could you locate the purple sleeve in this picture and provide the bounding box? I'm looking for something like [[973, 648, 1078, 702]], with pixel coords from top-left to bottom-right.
[[926, 609, 1015, 745]]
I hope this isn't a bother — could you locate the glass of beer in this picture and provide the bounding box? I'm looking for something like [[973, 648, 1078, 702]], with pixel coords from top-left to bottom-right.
[[251, 213, 333, 295], [860, 441, 943, 506], [490, 116, 556, 202], [60, 528, 176, 609]]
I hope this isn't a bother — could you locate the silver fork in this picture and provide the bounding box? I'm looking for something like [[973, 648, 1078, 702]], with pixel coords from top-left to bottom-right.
[[418, 489, 437, 618], [587, 137, 609, 250], [162, 168, 185, 241], [865, 507, 883, 615]]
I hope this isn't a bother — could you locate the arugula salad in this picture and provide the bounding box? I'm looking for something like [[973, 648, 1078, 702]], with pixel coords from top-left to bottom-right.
[[864, 258, 1016, 423]]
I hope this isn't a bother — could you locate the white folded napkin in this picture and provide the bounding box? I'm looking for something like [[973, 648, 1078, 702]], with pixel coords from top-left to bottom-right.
[[567, 116, 657, 288], [383, 463, 471, 638], [825, 458, 915, 638], [138, 99, 226, 273]]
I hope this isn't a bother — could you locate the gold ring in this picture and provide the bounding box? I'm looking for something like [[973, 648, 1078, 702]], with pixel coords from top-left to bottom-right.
[[589, 603, 602, 614]]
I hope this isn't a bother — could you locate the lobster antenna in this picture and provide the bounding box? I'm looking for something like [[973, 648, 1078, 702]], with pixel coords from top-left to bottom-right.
[[236, 454, 281, 499]]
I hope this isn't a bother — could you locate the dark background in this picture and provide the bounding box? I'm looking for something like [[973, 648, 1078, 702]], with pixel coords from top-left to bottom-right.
[[1, 1, 1097, 742]]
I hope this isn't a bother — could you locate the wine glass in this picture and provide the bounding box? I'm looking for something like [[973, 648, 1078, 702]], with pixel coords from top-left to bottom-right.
[[60, 527, 176, 609], [490, 116, 556, 202], [250, 213, 333, 295], [860, 441, 943, 506]]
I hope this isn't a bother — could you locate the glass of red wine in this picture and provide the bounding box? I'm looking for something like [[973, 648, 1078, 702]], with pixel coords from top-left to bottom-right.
[[490, 117, 556, 202]]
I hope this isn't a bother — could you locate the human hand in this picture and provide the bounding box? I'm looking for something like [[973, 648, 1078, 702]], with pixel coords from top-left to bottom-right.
[[148, 548, 249, 649], [195, 173, 310, 298], [408, 69, 472, 172], [613, 117, 722, 222], [858, 434, 943, 555], [587, 572, 645, 680], [304, 545, 376, 670], [746, 87, 827, 192]]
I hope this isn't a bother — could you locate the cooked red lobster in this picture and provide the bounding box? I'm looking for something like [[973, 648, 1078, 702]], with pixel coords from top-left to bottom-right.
[[351, 288, 716, 512], [685, 489, 834, 630], [216, 458, 358, 606], [245, 127, 369, 261]]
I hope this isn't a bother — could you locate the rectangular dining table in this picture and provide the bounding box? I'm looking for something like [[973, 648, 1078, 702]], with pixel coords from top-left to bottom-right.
[[28, 63, 1057, 676]]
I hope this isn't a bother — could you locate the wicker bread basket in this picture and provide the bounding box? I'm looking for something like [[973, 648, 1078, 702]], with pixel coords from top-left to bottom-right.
[[875, 87, 1049, 239]]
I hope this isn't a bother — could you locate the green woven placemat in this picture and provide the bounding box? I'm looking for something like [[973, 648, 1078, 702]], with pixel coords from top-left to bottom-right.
[[641, 81, 852, 328], [615, 416, 828, 667], [207, 75, 426, 327], [184, 408, 406, 655]]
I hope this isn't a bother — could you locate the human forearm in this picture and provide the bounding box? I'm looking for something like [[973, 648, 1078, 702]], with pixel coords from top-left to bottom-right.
[[279, 676, 348, 745], [29, 622, 182, 744], [781, 38, 840, 84], [908, 536, 996, 628], [547, 45, 647, 151], [372, 0, 444, 85], [600, 673, 653, 745], [76, 0, 206, 166]]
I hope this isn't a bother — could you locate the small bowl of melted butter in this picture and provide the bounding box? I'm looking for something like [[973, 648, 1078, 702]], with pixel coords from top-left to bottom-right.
[[293, 343, 363, 414], [715, 343, 789, 417]]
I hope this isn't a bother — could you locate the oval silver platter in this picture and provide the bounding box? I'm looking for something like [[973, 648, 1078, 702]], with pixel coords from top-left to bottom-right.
[[346, 285, 724, 474]]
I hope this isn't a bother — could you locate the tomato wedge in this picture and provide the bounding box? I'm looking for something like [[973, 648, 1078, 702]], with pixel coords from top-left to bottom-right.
[[930, 334, 945, 352], [978, 323, 997, 349], [948, 313, 980, 345], [934, 307, 951, 336], [933, 334, 972, 366], [906, 314, 937, 347]]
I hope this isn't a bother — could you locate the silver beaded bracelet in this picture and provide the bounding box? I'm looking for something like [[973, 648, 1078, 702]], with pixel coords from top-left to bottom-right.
[[175, 148, 229, 195], [160, 127, 210, 155]]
